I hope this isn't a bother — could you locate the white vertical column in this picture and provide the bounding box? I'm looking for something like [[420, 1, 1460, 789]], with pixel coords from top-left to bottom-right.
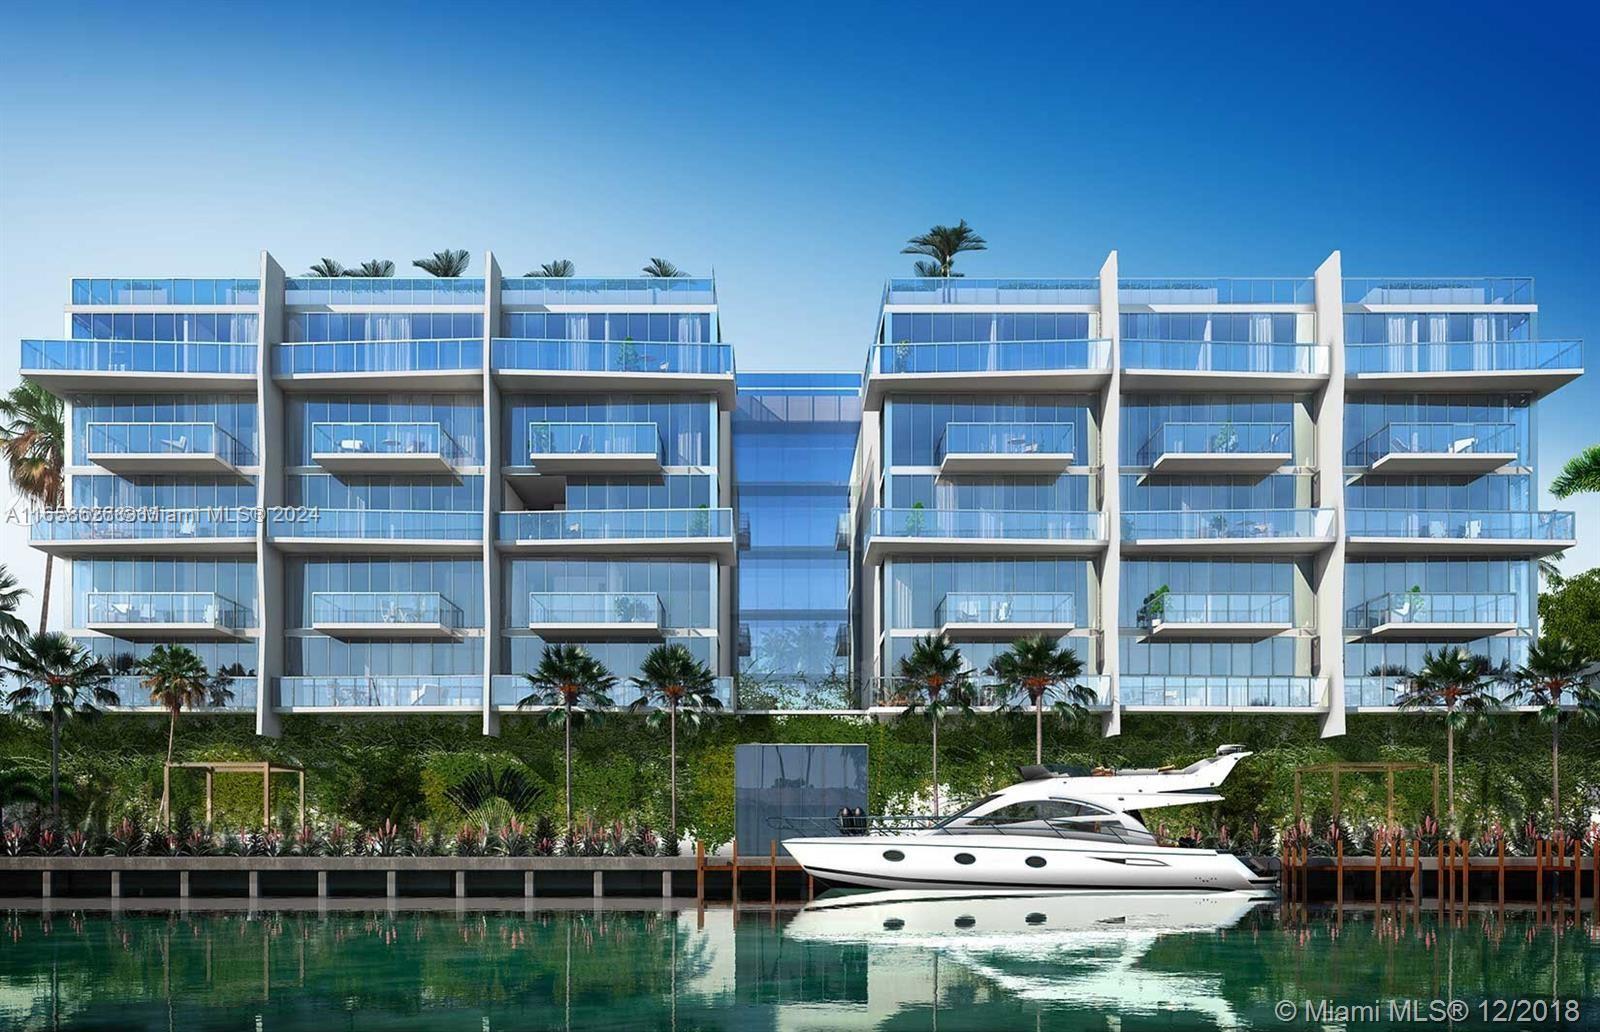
[[255, 252, 286, 738], [717, 403, 735, 679], [1312, 251, 1347, 737], [1097, 252, 1122, 738], [482, 253, 502, 736]]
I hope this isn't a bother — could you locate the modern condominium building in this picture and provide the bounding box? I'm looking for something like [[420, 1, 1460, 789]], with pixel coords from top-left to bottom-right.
[[19, 250, 1582, 738]]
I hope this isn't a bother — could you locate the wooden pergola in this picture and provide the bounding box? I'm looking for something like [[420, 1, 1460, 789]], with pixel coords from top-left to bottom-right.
[[1293, 761, 1439, 825], [163, 761, 305, 828]]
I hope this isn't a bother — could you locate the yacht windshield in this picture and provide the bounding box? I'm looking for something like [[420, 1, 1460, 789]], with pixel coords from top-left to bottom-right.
[[935, 794, 999, 827]]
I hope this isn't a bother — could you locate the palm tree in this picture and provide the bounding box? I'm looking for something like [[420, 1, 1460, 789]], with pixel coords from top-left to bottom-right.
[[0, 564, 28, 645], [987, 635, 1092, 764], [140, 644, 232, 827], [901, 219, 987, 277], [0, 383, 64, 630], [527, 260, 576, 277], [517, 644, 616, 826], [641, 258, 687, 278], [1550, 444, 1600, 498], [1507, 636, 1599, 821], [413, 249, 471, 277], [897, 633, 971, 816], [1396, 647, 1501, 833], [344, 259, 396, 277], [305, 258, 347, 277], [628, 644, 723, 841], [1, 633, 114, 822]]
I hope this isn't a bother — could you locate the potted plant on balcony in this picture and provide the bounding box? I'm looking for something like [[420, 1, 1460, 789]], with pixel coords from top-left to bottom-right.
[[528, 422, 554, 456], [904, 500, 927, 536], [617, 336, 643, 372], [1211, 421, 1239, 454], [689, 504, 711, 536], [893, 340, 913, 374], [1138, 584, 1171, 627]]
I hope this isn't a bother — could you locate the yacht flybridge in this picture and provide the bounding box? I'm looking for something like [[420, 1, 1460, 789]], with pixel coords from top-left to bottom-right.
[[781, 745, 1274, 893]]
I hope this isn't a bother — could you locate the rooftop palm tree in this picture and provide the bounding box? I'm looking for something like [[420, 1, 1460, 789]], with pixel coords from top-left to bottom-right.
[[2, 633, 114, 823], [0, 564, 28, 645], [1507, 636, 1599, 822], [413, 249, 471, 277], [517, 644, 616, 827], [897, 633, 971, 816], [305, 258, 347, 277], [641, 258, 687, 278], [1397, 647, 1501, 834], [988, 635, 1092, 764], [901, 219, 987, 278], [344, 259, 396, 277], [527, 260, 576, 277], [1550, 444, 1600, 499], [629, 644, 723, 841], [0, 383, 64, 631], [140, 644, 232, 827]]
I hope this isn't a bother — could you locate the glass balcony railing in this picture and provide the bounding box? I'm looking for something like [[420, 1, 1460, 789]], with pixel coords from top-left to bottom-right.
[[1342, 278, 1534, 306], [1118, 279, 1314, 305], [868, 339, 1110, 376], [492, 339, 733, 376], [1120, 676, 1324, 708], [84, 422, 247, 465], [1347, 591, 1517, 632], [1138, 421, 1291, 464], [1347, 421, 1518, 466], [31, 508, 253, 546], [309, 591, 462, 628], [935, 422, 1075, 462], [72, 279, 260, 306], [105, 675, 258, 711], [1122, 509, 1335, 542], [310, 421, 462, 461], [23, 339, 257, 375], [500, 278, 715, 306], [490, 674, 735, 710], [524, 422, 663, 464], [273, 339, 482, 375], [1344, 676, 1410, 708], [527, 592, 663, 628], [267, 509, 483, 541], [499, 508, 734, 543], [283, 278, 485, 305], [835, 513, 851, 551], [1121, 339, 1329, 376], [883, 279, 1099, 305], [85, 591, 246, 631], [1144, 592, 1292, 627], [1346, 509, 1574, 542], [935, 591, 1076, 627], [868, 508, 1105, 543], [276, 676, 483, 709], [870, 675, 1111, 709], [1347, 340, 1580, 375]]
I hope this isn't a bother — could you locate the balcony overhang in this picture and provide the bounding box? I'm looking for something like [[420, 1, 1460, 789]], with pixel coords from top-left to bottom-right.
[[864, 535, 1106, 565], [493, 369, 737, 408], [86, 451, 244, 478], [1119, 369, 1329, 392], [1364, 451, 1516, 475], [527, 619, 663, 639], [1346, 536, 1574, 558], [1346, 368, 1582, 398], [312, 449, 455, 474], [498, 535, 737, 563], [1120, 536, 1333, 556], [938, 451, 1074, 476], [863, 370, 1110, 411], [1144, 619, 1293, 641], [31, 536, 255, 557], [270, 536, 482, 556], [84, 620, 243, 642], [26, 369, 256, 393], [523, 452, 664, 475], [1148, 451, 1290, 475], [272, 369, 483, 392], [310, 620, 457, 640], [938, 619, 1075, 640], [1363, 619, 1518, 641], [1120, 703, 1328, 715]]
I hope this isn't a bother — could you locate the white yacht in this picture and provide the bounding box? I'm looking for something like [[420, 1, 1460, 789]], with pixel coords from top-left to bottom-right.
[[781, 745, 1274, 893]]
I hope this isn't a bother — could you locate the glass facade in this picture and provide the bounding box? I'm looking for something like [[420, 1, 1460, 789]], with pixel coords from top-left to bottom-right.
[[20, 254, 1581, 733]]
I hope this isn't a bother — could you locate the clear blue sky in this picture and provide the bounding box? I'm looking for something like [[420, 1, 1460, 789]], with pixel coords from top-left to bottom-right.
[[1, 0, 1598, 608]]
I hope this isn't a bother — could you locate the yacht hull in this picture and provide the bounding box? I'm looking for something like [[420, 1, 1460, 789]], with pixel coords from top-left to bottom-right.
[[783, 834, 1272, 893]]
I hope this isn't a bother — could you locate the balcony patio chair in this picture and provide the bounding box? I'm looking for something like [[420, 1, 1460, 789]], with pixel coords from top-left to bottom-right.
[[339, 438, 368, 453], [159, 435, 189, 453], [1449, 436, 1478, 454], [1460, 519, 1483, 540], [995, 599, 1013, 622]]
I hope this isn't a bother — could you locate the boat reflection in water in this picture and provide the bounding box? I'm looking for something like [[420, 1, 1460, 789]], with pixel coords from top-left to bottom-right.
[[787, 888, 1270, 1025]]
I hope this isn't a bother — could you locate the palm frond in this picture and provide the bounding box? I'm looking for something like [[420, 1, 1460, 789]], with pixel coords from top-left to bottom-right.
[[901, 219, 987, 276], [1551, 443, 1600, 498], [305, 258, 346, 277], [641, 258, 687, 278], [526, 259, 576, 278], [412, 249, 471, 278], [344, 259, 395, 277]]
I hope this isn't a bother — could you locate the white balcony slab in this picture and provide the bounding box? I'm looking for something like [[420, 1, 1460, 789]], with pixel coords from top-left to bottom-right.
[[1345, 535, 1574, 558], [26, 369, 256, 393], [87, 451, 244, 477], [84, 619, 244, 642], [1120, 535, 1333, 556], [498, 535, 737, 562], [524, 452, 664, 475], [1346, 368, 1581, 397], [864, 535, 1106, 565], [1144, 619, 1293, 641], [310, 619, 457, 640], [1365, 451, 1516, 475], [312, 449, 454, 474], [494, 369, 737, 407], [863, 369, 1110, 411], [1120, 368, 1329, 392], [273, 369, 483, 392], [32, 536, 255, 557], [1148, 451, 1290, 474], [270, 536, 482, 556], [938, 618, 1075, 640], [1364, 619, 1518, 641], [527, 619, 663, 639], [938, 451, 1074, 476]]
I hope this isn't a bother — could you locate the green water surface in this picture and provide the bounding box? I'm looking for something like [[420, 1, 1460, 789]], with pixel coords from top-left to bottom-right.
[[0, 900, 1595, 1030]]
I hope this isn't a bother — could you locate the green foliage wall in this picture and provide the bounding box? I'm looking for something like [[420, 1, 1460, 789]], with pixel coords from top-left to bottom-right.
[[2, 708, 1596, 846]]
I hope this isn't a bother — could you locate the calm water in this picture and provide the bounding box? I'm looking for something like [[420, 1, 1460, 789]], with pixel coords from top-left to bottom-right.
[[1, 895, 1596, 1030]]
